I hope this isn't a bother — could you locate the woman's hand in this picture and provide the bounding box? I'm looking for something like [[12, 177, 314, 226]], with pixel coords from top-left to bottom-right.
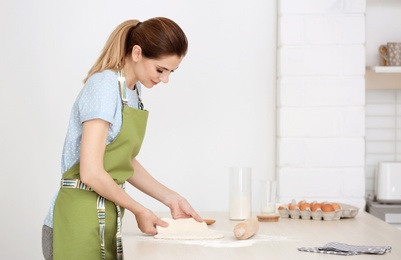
[[165, 194, 203, 222], [135, 209, 168, 235]]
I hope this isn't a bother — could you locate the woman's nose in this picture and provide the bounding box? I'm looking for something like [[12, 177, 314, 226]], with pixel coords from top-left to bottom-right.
[[160, 73, 170, 84]]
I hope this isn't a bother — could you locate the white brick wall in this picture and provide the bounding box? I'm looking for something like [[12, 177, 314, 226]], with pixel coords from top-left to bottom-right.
[[365, 90, 401, 200], [277, 0, 366, 209]]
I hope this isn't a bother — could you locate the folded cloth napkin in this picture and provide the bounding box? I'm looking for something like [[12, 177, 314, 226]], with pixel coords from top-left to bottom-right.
[[298, 242, 392, 256]]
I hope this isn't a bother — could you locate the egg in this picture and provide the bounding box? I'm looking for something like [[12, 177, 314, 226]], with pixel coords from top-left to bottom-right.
[[311, 203, 322, 212], [321, 204, 335, 212], [278, 205, 287, 210], [288, 199, 297, 210], [300, 202, 311, 211], [332, 203, 341, 210]]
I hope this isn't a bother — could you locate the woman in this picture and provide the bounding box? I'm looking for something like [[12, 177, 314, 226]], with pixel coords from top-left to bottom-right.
[[42, 17, 202, 260]]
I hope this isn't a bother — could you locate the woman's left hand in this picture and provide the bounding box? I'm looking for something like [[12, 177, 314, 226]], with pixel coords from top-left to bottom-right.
[[166, 194, 203, 222]]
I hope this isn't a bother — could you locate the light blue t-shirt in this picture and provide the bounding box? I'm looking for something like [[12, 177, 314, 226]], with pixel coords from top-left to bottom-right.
[[44, 70, 142, 227]]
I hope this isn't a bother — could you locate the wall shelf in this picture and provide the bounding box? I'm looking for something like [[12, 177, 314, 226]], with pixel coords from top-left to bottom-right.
[[366, 66, 401, 90], [367, 66, 401, 73]]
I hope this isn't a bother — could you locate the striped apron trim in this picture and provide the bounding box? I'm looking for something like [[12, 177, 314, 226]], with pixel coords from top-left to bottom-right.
[[60, 179, 125, 260]]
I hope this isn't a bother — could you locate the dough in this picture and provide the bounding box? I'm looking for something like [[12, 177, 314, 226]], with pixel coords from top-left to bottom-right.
[[154, 218, 224, 240]]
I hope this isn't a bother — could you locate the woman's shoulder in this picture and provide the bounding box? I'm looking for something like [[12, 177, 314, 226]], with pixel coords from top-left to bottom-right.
[[83, 70, 118, 93], [87, 70, 117, 85], [77, 70, 120, 117]]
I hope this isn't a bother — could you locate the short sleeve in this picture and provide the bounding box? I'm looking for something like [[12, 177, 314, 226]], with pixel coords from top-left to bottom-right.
[[78, 70, 119, 124]]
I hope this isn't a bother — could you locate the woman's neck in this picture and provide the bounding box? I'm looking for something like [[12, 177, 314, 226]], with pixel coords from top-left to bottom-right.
[[123, 60, 137, 90]]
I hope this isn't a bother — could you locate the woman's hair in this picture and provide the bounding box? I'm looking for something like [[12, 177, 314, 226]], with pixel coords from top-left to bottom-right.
[[83, 17, 188, 83]]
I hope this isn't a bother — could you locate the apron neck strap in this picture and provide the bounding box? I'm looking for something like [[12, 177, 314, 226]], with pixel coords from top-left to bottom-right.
[[117, 69, 145, 110], [117, 69, 128, 106]]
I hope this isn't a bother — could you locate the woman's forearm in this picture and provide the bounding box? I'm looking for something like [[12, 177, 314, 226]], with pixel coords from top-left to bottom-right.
[[128, 159, 203, 222], [128, 158, 178, 207]]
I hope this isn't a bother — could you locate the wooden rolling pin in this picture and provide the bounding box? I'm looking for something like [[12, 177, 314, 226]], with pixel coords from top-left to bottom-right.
[[233, 218, 259, 240]]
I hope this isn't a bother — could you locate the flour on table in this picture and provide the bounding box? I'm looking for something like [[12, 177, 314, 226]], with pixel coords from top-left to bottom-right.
[[154, 218, 224, 240]]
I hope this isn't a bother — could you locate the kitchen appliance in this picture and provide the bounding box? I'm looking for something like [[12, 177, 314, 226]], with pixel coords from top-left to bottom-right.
[[375, 162, 401, 203]]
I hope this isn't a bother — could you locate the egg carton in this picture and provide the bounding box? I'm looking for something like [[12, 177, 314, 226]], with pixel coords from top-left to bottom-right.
[[278, 203, 359, 221]]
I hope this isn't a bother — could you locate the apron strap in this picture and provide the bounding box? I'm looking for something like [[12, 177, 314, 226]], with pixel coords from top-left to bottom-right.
[[117, 70, 128, 106], [117, 69, 145, 110], [61, 179, 125, 260], [116, 204, 123, 259], [97, 196, 106, 259]]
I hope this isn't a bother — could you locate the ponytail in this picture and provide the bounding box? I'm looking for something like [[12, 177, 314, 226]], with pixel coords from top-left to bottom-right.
[[83, 20, 140, 83]]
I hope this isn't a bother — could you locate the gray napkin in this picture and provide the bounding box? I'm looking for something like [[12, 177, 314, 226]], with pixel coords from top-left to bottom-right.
[[298, 242, 392, 255]]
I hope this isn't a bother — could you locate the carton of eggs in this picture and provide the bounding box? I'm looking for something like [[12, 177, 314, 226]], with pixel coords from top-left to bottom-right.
[[278, 199, 358, 221]]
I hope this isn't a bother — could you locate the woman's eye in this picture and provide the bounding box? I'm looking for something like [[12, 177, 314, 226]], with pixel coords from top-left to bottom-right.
[[157, 69, 163, 73]]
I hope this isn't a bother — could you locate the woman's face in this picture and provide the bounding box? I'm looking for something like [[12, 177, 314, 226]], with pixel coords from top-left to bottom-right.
[[134, 50, 184, 88]]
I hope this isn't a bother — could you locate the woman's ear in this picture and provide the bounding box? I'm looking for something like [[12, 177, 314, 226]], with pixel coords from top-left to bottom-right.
[[131, 45, 142, 62]]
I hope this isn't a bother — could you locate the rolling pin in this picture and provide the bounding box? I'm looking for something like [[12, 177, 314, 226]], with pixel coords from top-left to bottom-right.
[[233, 218, 259, 240]]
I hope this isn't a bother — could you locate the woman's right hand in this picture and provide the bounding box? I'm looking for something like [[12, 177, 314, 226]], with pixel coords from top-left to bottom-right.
[[135, 209, 168, 235]]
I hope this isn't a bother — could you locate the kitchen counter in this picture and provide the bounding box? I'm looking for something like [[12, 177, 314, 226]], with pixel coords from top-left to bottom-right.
[[367, 200, 401, 231], [122, 211, 401, 259]]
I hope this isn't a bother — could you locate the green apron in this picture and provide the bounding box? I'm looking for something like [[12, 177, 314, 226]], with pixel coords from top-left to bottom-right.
[[53, 70, 148, 260]]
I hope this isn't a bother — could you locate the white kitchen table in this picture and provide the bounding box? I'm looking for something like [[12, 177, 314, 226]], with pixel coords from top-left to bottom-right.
[[122, 211, 401, 259]]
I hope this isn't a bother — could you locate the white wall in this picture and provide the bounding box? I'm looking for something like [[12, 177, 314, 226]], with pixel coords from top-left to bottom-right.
[[365, 90, 401, 200], [0, 0, 276, 258], [277, 0, 366, 208]]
